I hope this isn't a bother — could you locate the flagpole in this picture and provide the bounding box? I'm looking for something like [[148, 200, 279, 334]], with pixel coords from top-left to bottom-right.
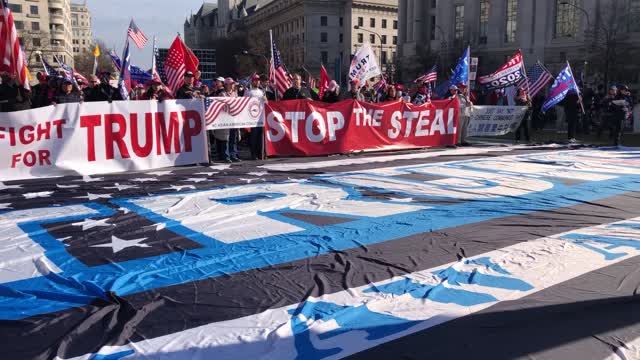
[[567, 60, 586, 114], [269, 29, 277, 99], [519, 49, 532, 104]]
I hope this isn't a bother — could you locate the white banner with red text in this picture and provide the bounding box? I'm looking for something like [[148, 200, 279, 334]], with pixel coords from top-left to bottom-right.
[[204, 96, 265, 130], [0, 99, 208, 181], [265, 99, 460, 157]]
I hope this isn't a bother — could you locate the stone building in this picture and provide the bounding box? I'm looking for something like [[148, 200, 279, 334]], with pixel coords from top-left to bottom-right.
[[8, 0, 74, 72], [240, 0, 398, 82], [398, 0, 640, 87], [70, 1, 91, 56]]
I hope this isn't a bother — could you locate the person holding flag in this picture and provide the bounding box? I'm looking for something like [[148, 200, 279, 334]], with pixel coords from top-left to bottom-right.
[[449, 46, 473, 146], [542, 61, 584, 143]]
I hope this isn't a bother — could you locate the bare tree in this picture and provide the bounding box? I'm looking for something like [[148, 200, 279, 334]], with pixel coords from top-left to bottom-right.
[[587, 0, 640, 86], [73, 39, 116, 77], [17, 29, 53, 67]]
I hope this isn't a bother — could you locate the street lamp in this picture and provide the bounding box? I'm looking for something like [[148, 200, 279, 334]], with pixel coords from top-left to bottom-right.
[[354, 25, 383, 71], [560, 2, 592, 84]]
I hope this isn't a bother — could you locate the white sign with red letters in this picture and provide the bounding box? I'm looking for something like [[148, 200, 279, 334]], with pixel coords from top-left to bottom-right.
[[0, 99, 208, 181]]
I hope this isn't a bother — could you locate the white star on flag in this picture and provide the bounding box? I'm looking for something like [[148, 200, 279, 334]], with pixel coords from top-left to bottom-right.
[[163, 185, 196, 192], [74, 193, 113, 201], [105, 183, 139, 191], [209, 165, 231, 171], [131, 178, 158, 183], [0, 182, 22, 190], [146, 171, 173, 177], [57, 184, 80, 189], [184, 178, 209, 183], [248, 172, 269, 177], [23, 191, 54, 199], [72, 218, 114, 231], [76, 176, 104, 183], [194, 172, 218, 177], [0, 203, 12, 210], [91, 235, 150, 253]]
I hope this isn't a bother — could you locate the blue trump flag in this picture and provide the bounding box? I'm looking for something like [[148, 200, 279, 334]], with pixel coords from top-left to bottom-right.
[[542, 62, 580, 113], [450, 46, 470, 87]]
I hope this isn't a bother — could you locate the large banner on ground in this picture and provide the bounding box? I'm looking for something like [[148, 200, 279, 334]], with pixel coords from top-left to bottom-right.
[[265, 99, 460, 156], [0, 99, 208, 181], [467, 105, 528, 137], [204, 96, 265, 130]]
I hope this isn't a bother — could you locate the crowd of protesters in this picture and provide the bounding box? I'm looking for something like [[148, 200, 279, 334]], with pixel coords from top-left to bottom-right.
[[0, 68, 637, 156]]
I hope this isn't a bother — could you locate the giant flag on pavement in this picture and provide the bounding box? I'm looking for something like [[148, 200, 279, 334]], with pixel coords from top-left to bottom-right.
[[2, 147, 640, 359], [478, 50, 524, 90], [542, 62, 580, 113]]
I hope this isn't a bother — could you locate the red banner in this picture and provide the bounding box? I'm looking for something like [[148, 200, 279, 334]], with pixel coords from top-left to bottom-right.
[[265, 98, 459, 156]]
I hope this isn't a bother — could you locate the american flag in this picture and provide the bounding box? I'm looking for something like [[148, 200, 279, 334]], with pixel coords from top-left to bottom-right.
[[165, 36, 186, 92], [270, 36, 290, 99], [53, 54, 78, 87], [154, 46, 168, 84], [109, 49, 122, 71], [0, 0, 29, 90], [415, 64, 438, 84], [518, 61, 554, 98], [373, 75, 387, 94], [127, 20, 148, 49], [40, 57, 58, 77], [204, 96, 253, 126]]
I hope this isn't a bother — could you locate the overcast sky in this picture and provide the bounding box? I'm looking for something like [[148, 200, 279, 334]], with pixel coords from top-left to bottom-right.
[[87, 0, 208, 68]]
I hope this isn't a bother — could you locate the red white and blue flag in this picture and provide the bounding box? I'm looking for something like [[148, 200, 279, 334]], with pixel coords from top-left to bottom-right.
[[517, 61, 554, 98], [117, 40, 131, 100], [270, 34, 291, 99], [0, 0, 29, 89], [478, 51, 524, 90], [127, 19, 148, 49], [415, 64, 438, 84], [542, 62, 580, 113]]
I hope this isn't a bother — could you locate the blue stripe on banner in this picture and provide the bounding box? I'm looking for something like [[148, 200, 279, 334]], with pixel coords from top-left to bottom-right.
[[2, 151, 640, 319]]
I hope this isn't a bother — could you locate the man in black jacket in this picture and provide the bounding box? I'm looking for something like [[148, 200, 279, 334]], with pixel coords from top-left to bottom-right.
[[176, 71, 202, 99], [85, 72, 122, 102], [282, 73, 317, 100]]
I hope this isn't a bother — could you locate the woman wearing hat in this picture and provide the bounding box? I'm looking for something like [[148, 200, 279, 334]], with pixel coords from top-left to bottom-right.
[[142, 79, 171, 101], [54, 78, 83, 104]]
